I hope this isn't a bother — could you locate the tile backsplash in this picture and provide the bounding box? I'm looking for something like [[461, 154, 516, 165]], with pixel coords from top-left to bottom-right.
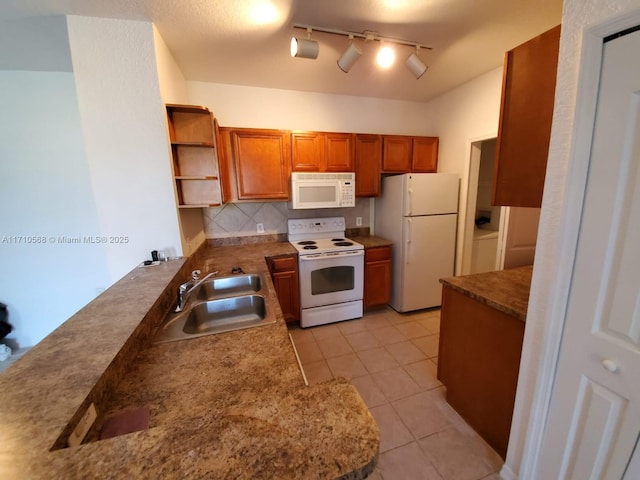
[[203, 199, 370, 238]]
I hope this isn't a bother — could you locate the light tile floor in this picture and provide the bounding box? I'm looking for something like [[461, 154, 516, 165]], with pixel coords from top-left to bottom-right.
[[288, 306, 503, 480]]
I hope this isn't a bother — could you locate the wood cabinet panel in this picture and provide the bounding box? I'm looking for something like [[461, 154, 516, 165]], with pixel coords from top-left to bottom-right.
[[325, 132, 354, 171], [493, 25, 561, 208], [364, 246, 391, 309], [291, 131, 354, 172], [438, 286, 525, 458], [291, 132, 324, 171], [230, 129, 291, 200], [382, 135, 412, 172], [268, 254, 300, 323], [412, 136, 439, 172], [355, 134, 382, 197]]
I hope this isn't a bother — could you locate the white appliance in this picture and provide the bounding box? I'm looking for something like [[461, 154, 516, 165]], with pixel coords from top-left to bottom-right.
[[288, 217, 364, 328], [289, 172, 356, 209], [375, 173, 459, 312]]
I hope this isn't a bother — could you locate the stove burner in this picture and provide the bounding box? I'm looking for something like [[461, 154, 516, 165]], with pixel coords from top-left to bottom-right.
[[303, 245, 318, 250], [334, 241, 353, 247], [298, 240, 317, 245], [331, 238, 345, 242]]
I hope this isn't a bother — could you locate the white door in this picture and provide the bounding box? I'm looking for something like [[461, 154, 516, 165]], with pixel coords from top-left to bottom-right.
[[498, 206, 540, 269], [538, 29, 640, 479]]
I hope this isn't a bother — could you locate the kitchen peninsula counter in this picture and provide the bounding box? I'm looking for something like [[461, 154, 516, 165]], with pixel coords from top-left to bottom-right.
[[0, 241, 379, 479], [437, 265, 532, 458], [439, 265, 532, 321]]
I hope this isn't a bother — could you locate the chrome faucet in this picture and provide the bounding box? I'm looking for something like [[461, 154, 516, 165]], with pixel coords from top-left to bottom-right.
[[175, 270, 201, 312], [174, 270, 219, 312]]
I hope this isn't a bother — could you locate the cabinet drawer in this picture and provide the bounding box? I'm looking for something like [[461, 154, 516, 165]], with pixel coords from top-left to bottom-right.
[[270, 255, 297, 272], [365, 246, 391, 262]]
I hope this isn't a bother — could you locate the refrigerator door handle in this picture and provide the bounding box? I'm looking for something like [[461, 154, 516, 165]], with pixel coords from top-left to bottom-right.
[[406, 218, 412, 264], [407, 188, 413, 216]]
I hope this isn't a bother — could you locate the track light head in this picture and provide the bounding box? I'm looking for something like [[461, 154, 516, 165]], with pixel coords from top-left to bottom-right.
[[406, 49, 427, 79], [291, 28, 319, 59], [337, 37, 362, 73], [291, 37, 319, 58]]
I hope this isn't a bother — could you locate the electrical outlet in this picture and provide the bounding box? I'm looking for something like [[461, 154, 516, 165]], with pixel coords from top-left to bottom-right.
[[256, 223, 265, 233], [68, 403, 97, 447], [356, 217, 363, 227]]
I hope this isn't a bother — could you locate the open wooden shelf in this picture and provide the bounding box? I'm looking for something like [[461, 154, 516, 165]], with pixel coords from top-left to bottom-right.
[[166, 104, 222, 208]]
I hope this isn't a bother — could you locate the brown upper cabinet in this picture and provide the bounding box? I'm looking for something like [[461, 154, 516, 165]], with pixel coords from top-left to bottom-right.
[[218, 127, 291, 201], [291, 131, 354, 172], [354, 134, 382, 197], [493, 25, 561, 208], [382, 135, 439, 173], [412, 137, 439, 172]]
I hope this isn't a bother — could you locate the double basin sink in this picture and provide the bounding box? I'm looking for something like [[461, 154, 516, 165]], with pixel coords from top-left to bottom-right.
[[154, 273, 275, 344]]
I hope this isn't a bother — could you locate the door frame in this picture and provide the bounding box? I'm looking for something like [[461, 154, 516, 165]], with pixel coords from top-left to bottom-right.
[[512, 10, 640, 480], [459, 134, 498, 275]]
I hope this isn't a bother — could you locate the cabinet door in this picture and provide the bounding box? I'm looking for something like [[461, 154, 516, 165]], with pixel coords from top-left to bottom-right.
[[231, 129, 291, 200], [493, 25, 561, 207], [291, 132, 323, 171], [355, 134, 382, 197], [412, 136, 439, 172], [382, 135, 412, 172], [364, 246, 391, 309], [325, 132, 354, 171], [268, 255, 300, 323]]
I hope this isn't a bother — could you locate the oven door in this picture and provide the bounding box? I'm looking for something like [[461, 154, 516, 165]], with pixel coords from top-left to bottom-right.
[[298, 250, 364, 308]]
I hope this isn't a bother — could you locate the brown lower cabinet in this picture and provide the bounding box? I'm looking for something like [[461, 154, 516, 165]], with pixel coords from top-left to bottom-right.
[[364, 246, 391, 309], [267, 254, 300, 323], [437, 286, 525, 459]]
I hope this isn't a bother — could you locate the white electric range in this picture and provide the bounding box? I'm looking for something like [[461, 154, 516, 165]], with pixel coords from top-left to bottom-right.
[[288, 217, 364, 328]]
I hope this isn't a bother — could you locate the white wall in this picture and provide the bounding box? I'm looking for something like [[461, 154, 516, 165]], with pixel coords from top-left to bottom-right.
[[422, 67, 504, 273], [153, 26, 189, 105], [67, 16, 182, 280], [187, 82, 433, 134], [506, 1, 640, 478], [0, 70, 110, 347]]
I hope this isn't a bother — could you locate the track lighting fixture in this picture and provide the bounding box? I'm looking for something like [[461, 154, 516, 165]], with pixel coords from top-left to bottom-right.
[[290, 27, 319, 59], [337, 36, 362, 73], [290, 24, 432, 78], [406, 46, 428, 79]]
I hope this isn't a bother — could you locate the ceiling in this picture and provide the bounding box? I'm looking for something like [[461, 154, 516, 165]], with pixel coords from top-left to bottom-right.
[[0, 0, 563, 102]]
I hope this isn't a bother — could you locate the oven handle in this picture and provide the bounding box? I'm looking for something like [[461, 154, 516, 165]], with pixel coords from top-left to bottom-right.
[[299, 250, 365, 260]]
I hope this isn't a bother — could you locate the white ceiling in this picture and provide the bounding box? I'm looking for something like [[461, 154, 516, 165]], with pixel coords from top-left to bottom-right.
[[0, 0, 563, 102]]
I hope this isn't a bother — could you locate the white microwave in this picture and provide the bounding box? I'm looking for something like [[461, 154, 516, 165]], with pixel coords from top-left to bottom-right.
[[289, 172, 356, 209]]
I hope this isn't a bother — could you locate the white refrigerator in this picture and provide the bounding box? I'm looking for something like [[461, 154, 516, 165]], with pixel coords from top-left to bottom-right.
[[375, 173, 459, 312]]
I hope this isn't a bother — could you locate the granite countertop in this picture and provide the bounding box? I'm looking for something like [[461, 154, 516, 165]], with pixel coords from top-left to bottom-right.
[[439, 265, 533, 321], [0, 241, 379, 479], [349, 235, 392, 248]]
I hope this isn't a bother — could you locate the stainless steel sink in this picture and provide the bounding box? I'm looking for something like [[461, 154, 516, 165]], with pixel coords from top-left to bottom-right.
[[183, 295, 267, 334], [195, 274, 261, 300], [154, 272, 275, 344]]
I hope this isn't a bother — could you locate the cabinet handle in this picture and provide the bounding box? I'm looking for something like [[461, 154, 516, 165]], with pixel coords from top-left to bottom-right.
[[601, 359, 620, 373]]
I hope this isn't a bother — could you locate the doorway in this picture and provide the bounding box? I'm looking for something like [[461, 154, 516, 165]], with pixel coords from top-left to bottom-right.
[[461, 137, 502, 275], [461, 138, 542, 275]]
